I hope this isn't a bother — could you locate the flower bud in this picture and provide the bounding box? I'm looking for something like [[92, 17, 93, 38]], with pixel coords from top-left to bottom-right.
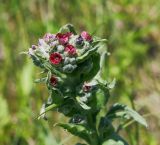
[[64, 57, 70, 65], [57, 45, 64, 52], [65, 44, 77, 56], [62, 64, 75, 73], [76, 36, 84, 46], [32, 45, 37, 50], [50, 76, 58, 86], [70, 57, 76, 64], [81, 31, 92, 42]]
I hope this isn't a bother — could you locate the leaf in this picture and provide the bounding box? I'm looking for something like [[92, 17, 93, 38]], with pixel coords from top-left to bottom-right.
[[76, 97, 91, 110], [107, 79, 116, 89], [94, 80, 110, 108], [59, 23, 77, 34], [56, 123, 91, 144], [92, 37, 107, 47], [102, 139, 126, 145], [38, 103, 58, 119], [43, 62, 64, 78], [77, 53, 100, 82], [98, 117, 115, 139], [106, 103, 148, 127], [34, 77, 47, 83], [76, 46, 99, 63], [102, 133, 129, 145]]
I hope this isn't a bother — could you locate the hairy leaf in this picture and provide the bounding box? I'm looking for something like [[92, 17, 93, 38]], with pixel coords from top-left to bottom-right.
[[56, 123, 91, 144], [34, 77, 47, 83], [106, 103, 147, 127], [102, 133, 129, 145], [76, 97, 91, 110]]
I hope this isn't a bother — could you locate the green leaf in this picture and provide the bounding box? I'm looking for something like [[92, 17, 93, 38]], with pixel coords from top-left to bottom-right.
[[102, 133, 129, 145], [38, 103, 58, 119], [34, 77, 47, 83], [94, 81, 110, 108], [76, 97, 91, 110], [102, 139, 126, 145], [59, 23, 77, 34], [43, 62, 66, 78], [76, 46, 99, 63], [106, 103, 148, 127], [98, 117, 115, 139], [82, 53, 100, 81], [92, 37, 107, 47], [107, 79, 116, 89], [56, 123, 91, 144]]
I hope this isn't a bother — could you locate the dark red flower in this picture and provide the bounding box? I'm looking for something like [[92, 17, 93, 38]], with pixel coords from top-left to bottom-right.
[[83, 84, 92, 92], [50, 76, 57, 86], [56, 32, 72, 45], [65, 44, 76, 55], [81, 31, 92, 42], [49, 52, 62, 65]]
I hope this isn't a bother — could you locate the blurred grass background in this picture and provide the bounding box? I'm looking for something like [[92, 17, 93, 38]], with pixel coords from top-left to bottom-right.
[[0, 0, 160, 145]]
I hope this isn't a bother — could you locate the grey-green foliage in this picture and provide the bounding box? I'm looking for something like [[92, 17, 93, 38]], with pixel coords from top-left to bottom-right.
[[26, 24, 147, 145]]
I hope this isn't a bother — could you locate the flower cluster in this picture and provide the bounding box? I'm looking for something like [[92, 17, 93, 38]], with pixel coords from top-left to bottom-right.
[[29, 28, 93, 75], [27, 24, 106, 117], [26, 24, 147, 145]]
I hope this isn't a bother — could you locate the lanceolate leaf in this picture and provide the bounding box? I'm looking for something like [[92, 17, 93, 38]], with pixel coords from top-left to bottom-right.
[[38, 103, 58, 119], [56, 123, 91, 144], [106, 103, 148, 127]]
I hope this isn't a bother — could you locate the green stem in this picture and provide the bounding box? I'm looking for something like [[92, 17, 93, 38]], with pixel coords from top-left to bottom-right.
[[87, 113, 100, 145]]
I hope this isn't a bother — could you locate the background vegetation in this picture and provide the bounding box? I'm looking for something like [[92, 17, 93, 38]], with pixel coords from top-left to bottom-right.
[[0, 0, 160, 145]]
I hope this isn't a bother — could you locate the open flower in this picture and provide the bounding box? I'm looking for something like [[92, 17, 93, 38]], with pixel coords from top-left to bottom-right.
[[65, 44, 76, 55], [50, 76, 58, 86], [81, 31, 92, 42], [56, 32, 72, 45], [49, 52, 62, 65]]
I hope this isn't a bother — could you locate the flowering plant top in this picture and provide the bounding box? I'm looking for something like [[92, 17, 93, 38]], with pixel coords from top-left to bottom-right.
[[25, 24, 147, 145]]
